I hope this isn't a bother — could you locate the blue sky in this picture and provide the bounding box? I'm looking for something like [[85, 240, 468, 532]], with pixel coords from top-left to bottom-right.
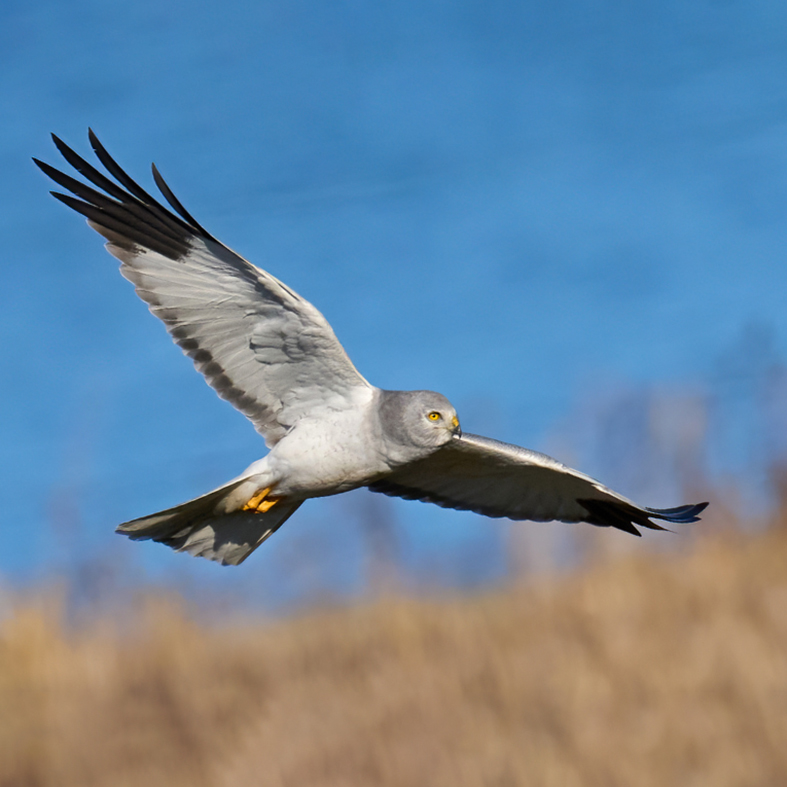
[[3, 0, 787, 602]]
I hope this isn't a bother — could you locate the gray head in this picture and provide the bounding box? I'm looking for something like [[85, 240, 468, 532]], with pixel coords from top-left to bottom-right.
[[377, 389, 461, 456]]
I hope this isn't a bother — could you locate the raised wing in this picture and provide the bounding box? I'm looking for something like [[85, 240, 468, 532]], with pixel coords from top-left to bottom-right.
[[369, 433, 708, 535], [34, 131, 371, 445]]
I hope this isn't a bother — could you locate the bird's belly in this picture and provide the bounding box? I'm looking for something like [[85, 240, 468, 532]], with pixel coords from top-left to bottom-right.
[[268, 420, 388, 498]]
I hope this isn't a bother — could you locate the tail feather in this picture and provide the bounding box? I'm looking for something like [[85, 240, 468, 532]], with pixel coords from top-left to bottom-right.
[[116, 479, 302, 566]]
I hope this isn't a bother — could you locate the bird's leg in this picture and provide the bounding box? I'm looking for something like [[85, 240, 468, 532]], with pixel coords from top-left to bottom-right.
[[242, 487, 280, 513]]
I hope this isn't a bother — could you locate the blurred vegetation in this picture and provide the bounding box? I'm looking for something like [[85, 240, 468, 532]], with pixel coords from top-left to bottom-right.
[[5, 323, 787, 785], [2, 511, 786, 787]]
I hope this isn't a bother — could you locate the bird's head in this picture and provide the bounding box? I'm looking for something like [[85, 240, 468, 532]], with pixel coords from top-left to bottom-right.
[[377, 389, 461, 454]]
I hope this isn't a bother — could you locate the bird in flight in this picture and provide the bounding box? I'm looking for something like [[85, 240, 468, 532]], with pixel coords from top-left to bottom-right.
[[35, 131, 708, 565]]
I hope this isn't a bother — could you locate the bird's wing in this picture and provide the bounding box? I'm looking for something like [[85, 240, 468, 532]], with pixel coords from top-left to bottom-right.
[[369, 432, 707, 535], [35, 131, 372, 446]]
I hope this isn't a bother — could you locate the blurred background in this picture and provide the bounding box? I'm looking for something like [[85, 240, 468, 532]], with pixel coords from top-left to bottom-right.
[[2, 1, 787, 784]]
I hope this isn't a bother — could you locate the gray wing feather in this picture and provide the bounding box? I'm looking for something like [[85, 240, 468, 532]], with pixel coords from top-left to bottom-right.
[[35, 132, 370, 445], [369, 433, 708, 535]]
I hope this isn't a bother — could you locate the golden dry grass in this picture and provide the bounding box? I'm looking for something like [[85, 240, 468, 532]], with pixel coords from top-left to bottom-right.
[[2, 525, 787, 787]]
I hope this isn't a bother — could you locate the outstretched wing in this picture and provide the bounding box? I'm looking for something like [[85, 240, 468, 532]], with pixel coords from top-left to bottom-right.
[[34, 131, 372, 446], [369, 433, 707, 535]]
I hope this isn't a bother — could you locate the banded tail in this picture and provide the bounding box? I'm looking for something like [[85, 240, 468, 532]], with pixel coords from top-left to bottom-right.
[[116, 478, 302, 566]]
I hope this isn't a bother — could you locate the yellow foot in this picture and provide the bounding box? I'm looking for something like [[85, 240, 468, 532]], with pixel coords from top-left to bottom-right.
[[242, 487, 280, 513]]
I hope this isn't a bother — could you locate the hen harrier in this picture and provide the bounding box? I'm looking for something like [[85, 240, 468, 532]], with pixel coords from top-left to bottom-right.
[[35, 131, 707, 565]]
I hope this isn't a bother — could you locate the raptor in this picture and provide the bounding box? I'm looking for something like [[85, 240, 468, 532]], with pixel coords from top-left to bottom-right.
[[35, 132, 708, 565]]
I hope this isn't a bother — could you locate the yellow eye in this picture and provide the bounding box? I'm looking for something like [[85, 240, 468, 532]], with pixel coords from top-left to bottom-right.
[[428, 411, 441, 421]]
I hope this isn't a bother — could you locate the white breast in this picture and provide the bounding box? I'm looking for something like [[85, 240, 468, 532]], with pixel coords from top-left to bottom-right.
[[266, 389, 389, 497]]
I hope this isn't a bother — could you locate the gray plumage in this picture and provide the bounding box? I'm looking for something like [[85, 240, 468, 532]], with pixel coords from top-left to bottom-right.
[[34, 132, 708, 566]]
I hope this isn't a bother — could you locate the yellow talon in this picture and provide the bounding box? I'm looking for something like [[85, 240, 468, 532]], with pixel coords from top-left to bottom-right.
[[258, 498, 279, 513], [242, 487, 272, 512]]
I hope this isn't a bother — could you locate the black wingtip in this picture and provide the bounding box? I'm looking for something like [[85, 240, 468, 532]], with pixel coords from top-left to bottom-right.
[[646, 501, 709, 524], [87, 127, 101, 152], [151, 161, 215, 239], [37, 129, 217, 258], [578, 497, 708, 536], [51, 132, 72, 158]]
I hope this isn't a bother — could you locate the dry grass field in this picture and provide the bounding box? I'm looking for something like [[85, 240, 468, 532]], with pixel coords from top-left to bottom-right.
[[2, 521, 786, 787]]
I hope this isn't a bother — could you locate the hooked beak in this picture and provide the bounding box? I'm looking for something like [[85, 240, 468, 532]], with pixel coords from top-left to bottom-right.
[[451, 415, 462, 438]]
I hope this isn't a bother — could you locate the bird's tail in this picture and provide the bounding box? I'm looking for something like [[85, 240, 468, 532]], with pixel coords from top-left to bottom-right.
[[115, 477, 302, 566]]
